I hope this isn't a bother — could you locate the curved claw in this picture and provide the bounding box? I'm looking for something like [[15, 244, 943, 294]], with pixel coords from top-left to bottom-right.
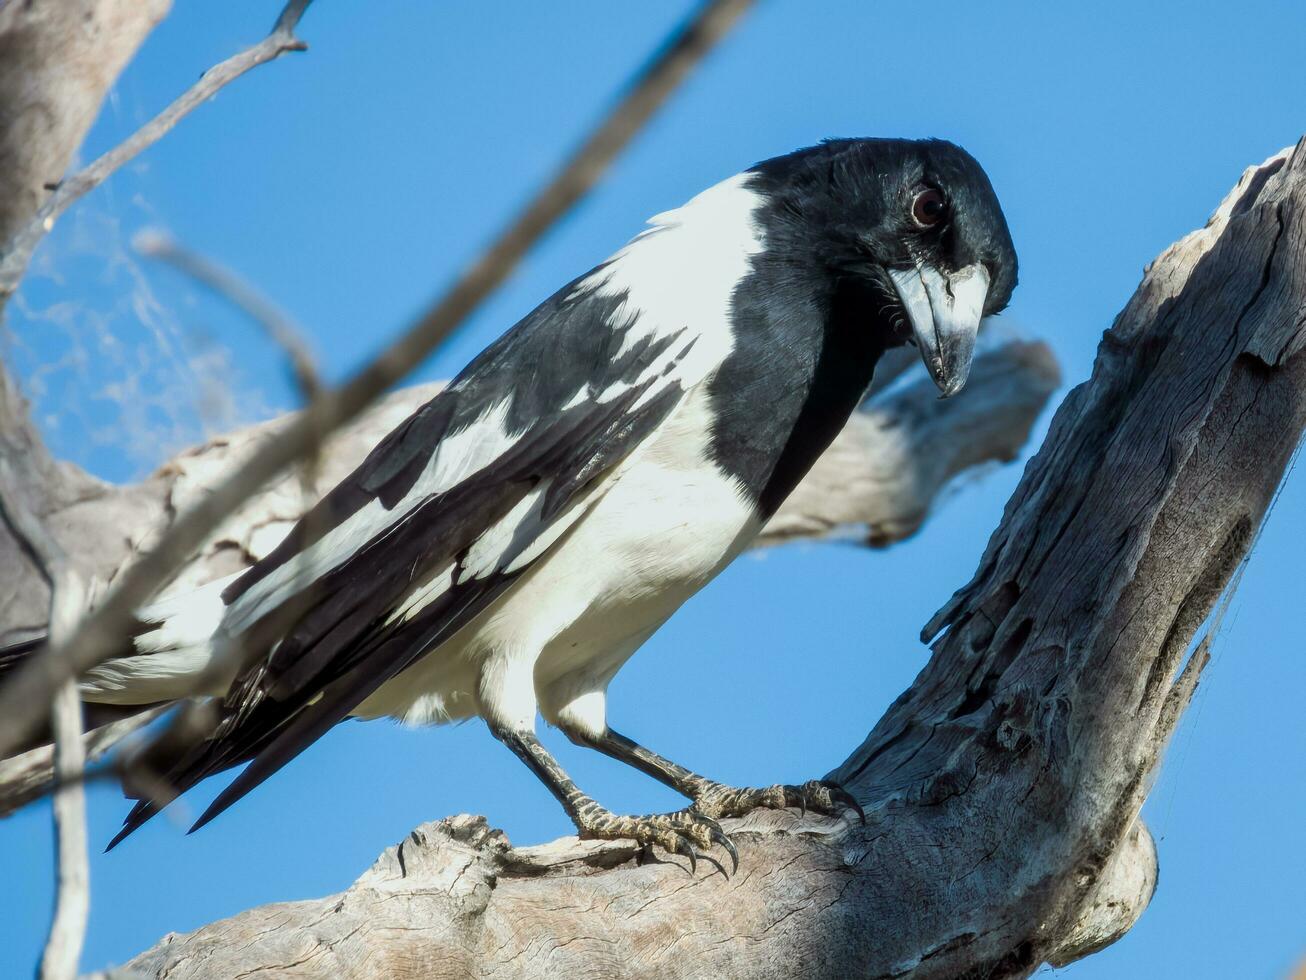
[[669, 833, 698, 874], [710, 828, 739, 874], [828, 784, 866, 825], [697, 851, 729, 878]]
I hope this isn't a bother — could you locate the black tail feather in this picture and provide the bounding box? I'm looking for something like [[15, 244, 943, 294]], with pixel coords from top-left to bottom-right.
[[0, 632, 47, 681]]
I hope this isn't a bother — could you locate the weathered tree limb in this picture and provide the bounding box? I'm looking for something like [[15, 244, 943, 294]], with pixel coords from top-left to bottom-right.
[[0, 0, 317, 755], [0, 460, 92, 980], [111, 144, 1306, 980], [0, 0, 313, 303], [0, 336, 1058, 814], [0, 0, 170, 260]]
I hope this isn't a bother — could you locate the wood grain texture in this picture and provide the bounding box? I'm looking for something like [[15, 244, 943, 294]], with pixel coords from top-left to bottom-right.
[[106, 145, 1306, 979]]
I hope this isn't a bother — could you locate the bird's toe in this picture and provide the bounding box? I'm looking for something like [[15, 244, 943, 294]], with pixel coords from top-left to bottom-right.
[[692, 778, 864, 824], [575, 807, 737, 876]]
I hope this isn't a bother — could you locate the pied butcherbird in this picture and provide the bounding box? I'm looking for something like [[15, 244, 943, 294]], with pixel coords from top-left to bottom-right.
[[11, 138, 1018, 867]]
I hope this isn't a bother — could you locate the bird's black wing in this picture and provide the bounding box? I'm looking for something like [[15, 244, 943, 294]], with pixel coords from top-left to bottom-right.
[[110, 271, 705, 847]]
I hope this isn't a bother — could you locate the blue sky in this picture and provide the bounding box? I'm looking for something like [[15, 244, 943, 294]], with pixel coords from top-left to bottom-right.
[[3, 2, 1305, 976]]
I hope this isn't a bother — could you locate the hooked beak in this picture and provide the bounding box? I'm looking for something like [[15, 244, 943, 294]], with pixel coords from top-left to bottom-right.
[[887, 263, 989, 398]]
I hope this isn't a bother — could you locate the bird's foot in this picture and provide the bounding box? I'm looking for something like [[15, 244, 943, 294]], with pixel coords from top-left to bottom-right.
[[692, 778, 865, 824], [573, 801, 738, 874]]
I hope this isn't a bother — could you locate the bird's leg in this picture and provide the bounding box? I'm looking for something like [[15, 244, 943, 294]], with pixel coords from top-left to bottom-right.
[[489, 726, 736, 873], [564, 726, 864, 823]]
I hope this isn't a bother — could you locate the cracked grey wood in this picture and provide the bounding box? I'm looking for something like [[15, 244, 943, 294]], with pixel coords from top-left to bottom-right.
[[107, 147, 1306, 979]]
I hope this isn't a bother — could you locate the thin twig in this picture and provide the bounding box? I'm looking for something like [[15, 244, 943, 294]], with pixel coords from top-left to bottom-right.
[[0, 460, 89, 980], [0, 705, 171, 818], [132, 228, 329, 691], [0, 0, 316, 300], [41, 670, 89, 980], [132, 229, 322, 402], [0, 0, 755, 758]]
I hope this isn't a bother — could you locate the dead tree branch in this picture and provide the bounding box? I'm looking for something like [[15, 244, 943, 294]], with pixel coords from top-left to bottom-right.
[[0, 461, 91, 980], [111, 143, 1306, 980], [37, 594, 90, 980], [0, 0, 315, 757], [0, 0, 757, 760], [0, 0, 314, 303], [132, 230, 323, 403]]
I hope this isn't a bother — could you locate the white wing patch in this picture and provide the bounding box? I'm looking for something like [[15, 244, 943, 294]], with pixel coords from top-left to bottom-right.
[[387, 565, 455, 626], [420, 397, 518, 493], [576, 171, 765, 393], [457, 485, 548, 584], [80, 571, 244, 703], [222, 175, 765, 644], [131, 571, 242, 655], [225, 398, 519, 634], [561, 386, 589, 410]]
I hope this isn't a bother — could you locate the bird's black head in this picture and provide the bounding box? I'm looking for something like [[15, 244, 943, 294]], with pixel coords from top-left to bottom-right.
[[748, 138, 1017, 397]]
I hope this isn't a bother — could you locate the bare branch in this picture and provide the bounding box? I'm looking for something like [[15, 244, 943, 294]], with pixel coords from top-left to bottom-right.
[[0, 0, 756, 760], [0, 0, 171, 249], [0, 462, 72, 592], [133, 230, 322, 403], [0, 460, 90, 980], [0, 0, 314, 302], [0, 1, 171, 617], [39, 674, 89, 980], [0, 707, 169, 819]]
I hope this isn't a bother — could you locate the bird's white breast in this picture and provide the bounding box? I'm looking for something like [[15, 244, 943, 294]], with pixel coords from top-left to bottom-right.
[[358, 382, 759, 727], [356, 174, 769, 728]]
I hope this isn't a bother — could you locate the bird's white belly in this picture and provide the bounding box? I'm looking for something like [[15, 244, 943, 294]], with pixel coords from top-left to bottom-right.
[[357, 390, 760, 729]]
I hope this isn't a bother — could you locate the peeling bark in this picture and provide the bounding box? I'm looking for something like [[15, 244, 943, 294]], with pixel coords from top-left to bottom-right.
[[106, 146, 1306, 979]]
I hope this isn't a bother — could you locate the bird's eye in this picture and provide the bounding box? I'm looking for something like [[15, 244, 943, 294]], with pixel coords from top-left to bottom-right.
[[911, 187, 947, 228]]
